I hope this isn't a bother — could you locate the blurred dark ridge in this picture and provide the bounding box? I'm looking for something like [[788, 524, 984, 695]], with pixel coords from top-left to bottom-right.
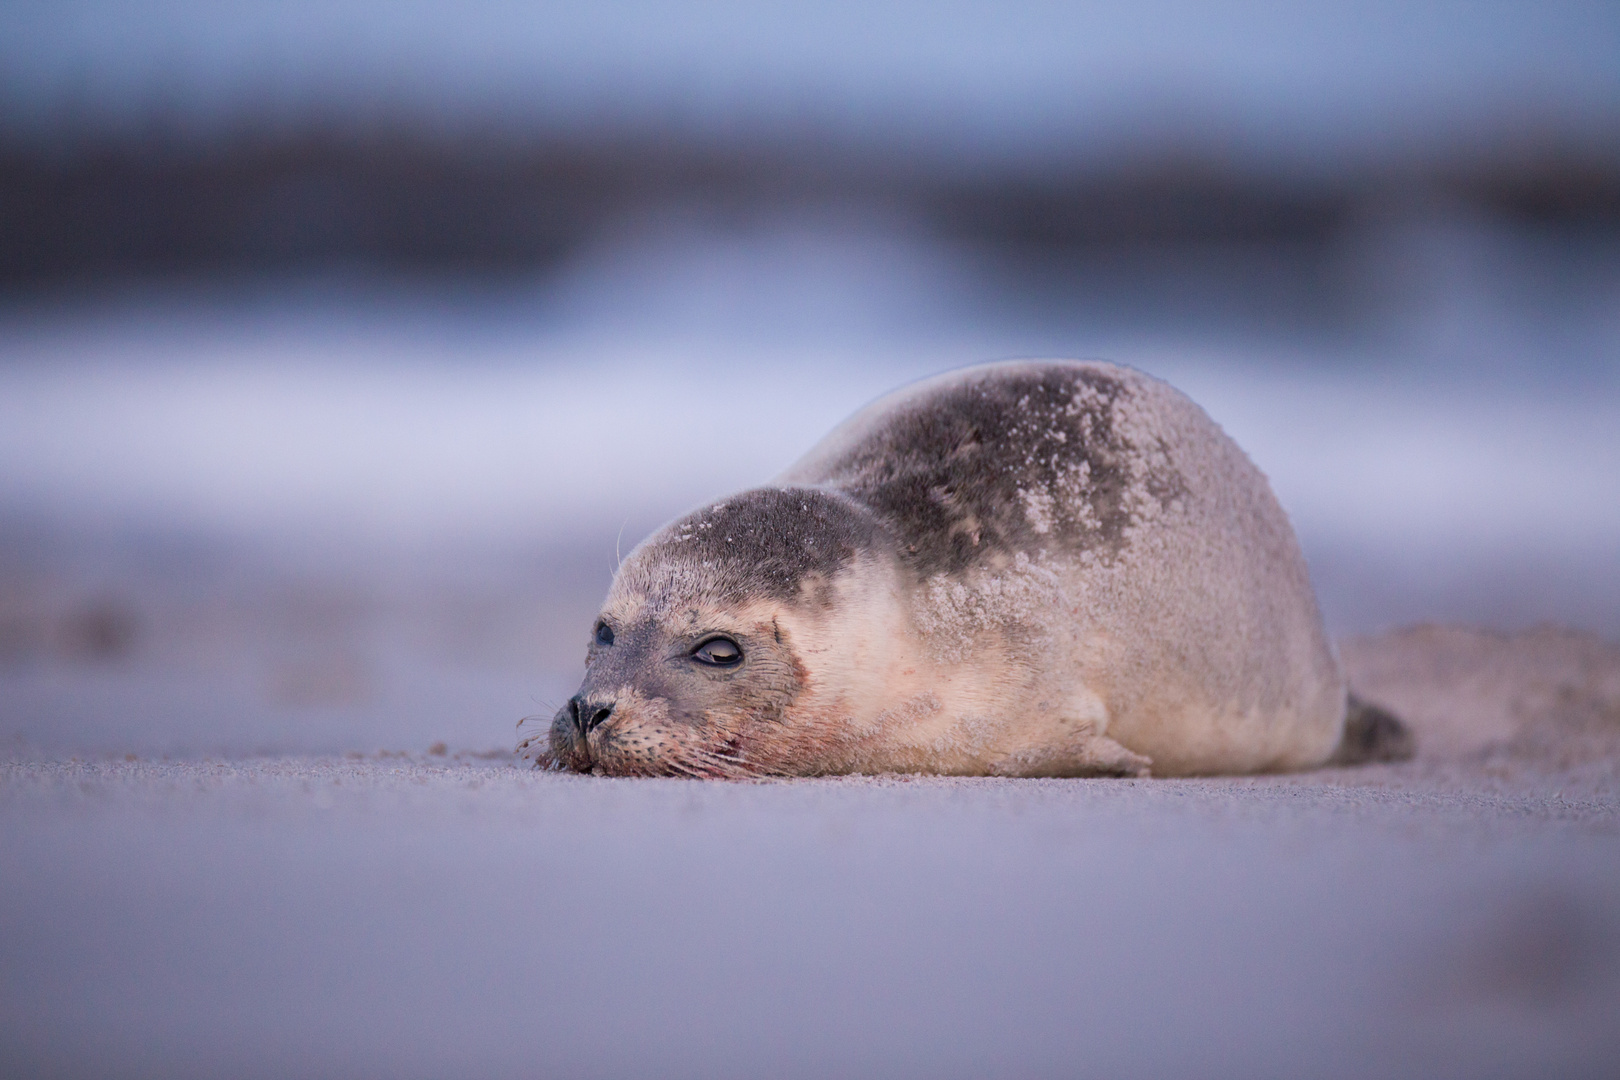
[[3, 122, 1618, 286]]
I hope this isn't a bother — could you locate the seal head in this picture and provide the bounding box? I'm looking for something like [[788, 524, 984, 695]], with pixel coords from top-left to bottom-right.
[[533, 486, 891, 777]]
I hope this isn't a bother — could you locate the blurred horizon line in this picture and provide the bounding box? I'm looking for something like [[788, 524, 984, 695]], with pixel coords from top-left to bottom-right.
[[3, 108, 1618, 288]]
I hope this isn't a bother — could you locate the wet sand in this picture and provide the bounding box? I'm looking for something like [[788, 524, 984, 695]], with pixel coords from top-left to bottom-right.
[[2, 623, 1617, 1079]]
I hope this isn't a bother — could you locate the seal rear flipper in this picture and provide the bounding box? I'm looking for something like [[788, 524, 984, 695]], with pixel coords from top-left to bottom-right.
[[989, 730, 1152, 778], [1328, 693, 1416, 765]]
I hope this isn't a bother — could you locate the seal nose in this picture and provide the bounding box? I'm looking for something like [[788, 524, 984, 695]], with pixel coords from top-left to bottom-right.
[[568, 694, 614, 736]]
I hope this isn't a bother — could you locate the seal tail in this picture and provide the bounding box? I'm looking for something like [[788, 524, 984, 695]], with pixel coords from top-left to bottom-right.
[[1328, 693, 1416, 766]]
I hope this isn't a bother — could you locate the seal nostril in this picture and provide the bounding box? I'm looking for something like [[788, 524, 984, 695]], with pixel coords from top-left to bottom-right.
[[583, 703, 614, 733], [567, 695, 613, 735]]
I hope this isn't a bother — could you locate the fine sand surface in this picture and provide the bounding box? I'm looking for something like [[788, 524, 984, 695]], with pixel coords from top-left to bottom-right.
[[3, 624, 1618, 1080]]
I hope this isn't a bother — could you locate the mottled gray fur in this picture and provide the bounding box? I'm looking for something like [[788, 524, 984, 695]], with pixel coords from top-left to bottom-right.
[[784, 363, 1181, 577]]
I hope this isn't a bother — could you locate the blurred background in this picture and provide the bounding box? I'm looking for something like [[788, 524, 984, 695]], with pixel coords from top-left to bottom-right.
[[2, 0, 1617, 757]]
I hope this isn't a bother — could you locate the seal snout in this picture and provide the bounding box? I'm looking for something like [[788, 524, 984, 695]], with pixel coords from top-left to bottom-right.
[[550, 693, 617, 771]]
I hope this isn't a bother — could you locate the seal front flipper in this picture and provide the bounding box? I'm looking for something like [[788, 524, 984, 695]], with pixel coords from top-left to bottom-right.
[[989, 726, 1152, 778]]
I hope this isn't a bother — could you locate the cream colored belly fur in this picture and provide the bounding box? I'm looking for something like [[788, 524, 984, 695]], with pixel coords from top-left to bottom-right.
[[770, 550, 1345, 779]]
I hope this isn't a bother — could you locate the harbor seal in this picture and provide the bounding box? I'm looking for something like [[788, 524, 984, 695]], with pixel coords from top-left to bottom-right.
[[520, 359, 1411, 777]]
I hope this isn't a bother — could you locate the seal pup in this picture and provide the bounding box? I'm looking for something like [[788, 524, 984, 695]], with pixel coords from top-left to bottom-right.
[[521, 359, 1411, 777]]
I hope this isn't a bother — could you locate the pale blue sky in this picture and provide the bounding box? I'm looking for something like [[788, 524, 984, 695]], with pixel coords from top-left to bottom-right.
[[3, 1, 1617, 158]]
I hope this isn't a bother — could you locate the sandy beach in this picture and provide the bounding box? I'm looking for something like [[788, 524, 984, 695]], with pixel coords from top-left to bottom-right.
[[4, 3, 1618, 1075], [1, 304, 1615, 1080], [4, 623, 1617, 1079]]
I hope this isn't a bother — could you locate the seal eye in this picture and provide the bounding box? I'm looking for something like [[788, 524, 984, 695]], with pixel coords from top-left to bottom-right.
[[594, 622, 614, 647], [692, 636, 742, 667]]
